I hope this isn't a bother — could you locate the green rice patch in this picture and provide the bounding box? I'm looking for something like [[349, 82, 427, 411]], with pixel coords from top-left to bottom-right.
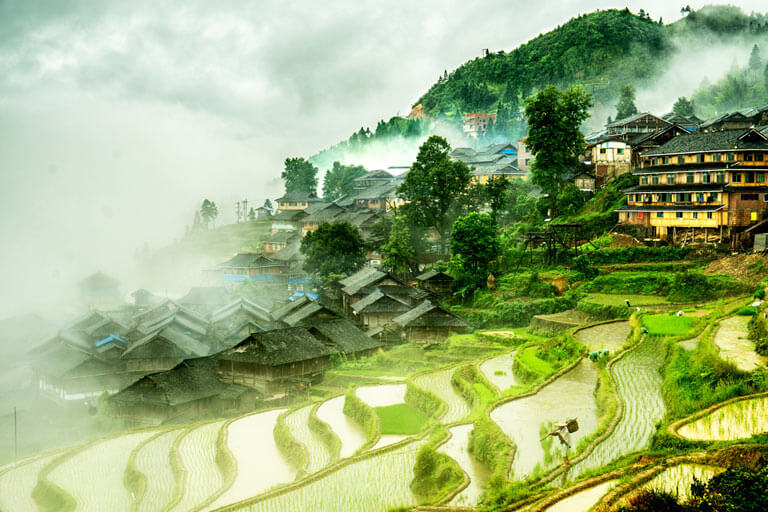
[[518, 346, 555, 376], [586, 293, 669, 306], [375, 403, 430, 435], [642, 314, 695, 336]]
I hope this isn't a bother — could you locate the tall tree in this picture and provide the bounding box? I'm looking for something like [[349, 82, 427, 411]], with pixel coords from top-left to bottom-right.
[[615, 84, 638, 120], [199, 199, 219, 228], [450, 212, 499, 293], [397, 135, 472, 256], [749, 43, 763, 72], [672, 96, 696, 117], [322, 162, 367, 201], [300, 221, 366, 277], [524, 85, 592, 215], [381, 216, 419, 280], [282, 157, 319, 195]]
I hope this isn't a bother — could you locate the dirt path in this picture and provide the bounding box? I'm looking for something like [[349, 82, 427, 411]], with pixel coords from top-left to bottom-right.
[[714, 316, 766, 372]]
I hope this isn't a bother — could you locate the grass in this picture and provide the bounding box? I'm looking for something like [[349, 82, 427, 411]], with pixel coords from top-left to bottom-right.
[[375, 404, 430, 435], [586, 293, 669, 306], [642, 314, 696, 336], [517, 346, 556, 376]]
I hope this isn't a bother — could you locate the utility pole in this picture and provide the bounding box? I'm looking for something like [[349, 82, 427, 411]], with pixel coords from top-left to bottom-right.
[[13, 406, 17, 459], [235, 201, 241, 223], [242, 199, 248, 221]]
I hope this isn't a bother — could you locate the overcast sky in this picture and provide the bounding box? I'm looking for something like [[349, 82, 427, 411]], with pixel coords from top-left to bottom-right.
[[0, 0, 765, 315]]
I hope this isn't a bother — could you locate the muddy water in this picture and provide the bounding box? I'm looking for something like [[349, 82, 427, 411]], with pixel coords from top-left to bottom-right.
[[207, 410, 295, 510], [566, 338, 666, 481], [639, 464, 722, 502], [574, 321, 631, 352], [437, 424, 490, 506], [316, 396, 367, 458], [714, 316, 766, 372], [543, 479, 618, 512], [490, 359, 599, 480], [479, 352, 519, 393], [413, 368, 471, 423], [356, 384, 406, 407], [678, 395, 768, 441], [284, 405, 331, 474]]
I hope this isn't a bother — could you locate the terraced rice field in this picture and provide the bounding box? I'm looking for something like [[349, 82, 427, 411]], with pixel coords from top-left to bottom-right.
[[208, 410, 294, 510], [714, 316, 766, 371], [574, 321, 631, 352], [490, 359, 599, 479], [0, 453, 59, 512], [235, 439, 426, 512], [438, 424, 490, 506], [284, 405, 332, 473], [641, 464, 722, 502], [48, 431, 156, 512], [413, 368, 470, 423], [543, 479, 618, 512], [678, 395, 768, 441], [567, 338, 666, 480], [479, 352, 519, 393], [355, 384, 406, 407], [134, 429, 184, 512], [171, 421, 225, 512], [316, 396, 366, 458], [371, 435, 408, 450]]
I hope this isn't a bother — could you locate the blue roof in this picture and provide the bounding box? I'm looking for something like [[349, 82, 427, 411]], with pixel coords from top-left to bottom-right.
[[290, 291, 319, 301], [96, 333, 127, 347]]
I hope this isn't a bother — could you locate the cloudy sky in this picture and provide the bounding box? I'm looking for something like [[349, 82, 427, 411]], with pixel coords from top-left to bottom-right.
[[0, 0, 765, 314]]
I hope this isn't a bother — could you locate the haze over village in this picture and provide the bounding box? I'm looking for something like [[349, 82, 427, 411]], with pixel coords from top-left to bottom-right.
[[4, 2, 768, 512]]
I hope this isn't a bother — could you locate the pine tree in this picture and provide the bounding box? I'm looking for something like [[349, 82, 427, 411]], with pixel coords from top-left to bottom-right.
[[615, 84, 638, 120]]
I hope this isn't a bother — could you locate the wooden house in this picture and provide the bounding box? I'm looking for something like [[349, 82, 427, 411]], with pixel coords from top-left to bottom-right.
[[275, 191, 325, 211], [270, 209, 305, 234], [616, 128, 768, 247], [279, 301, 339, 328], [415, 270, 454, 295], [109, 357, 257, 426], [121, 324, 210, 373], [307, 318, 382, 358], [390, 300, 470, 344], [299, 203, 344, 235], [216, 328, 331, 396], [210, 297, 274, 349], [264, 231, 298, 254], [350, 289, 411, 329], [450, 143, 526, 183], [338, 267, 403, 314], [605, 113, 671, 140], [217, 253, 285, 283]]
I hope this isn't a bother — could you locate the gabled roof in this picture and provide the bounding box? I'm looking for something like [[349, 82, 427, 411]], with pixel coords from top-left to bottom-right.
[[210, 297, 272, 325], [266, 231, 299, 244], [270, 241, 303, 262], [606, 112, 669, 128], [33, 343, 92, 377], [221, 328, 330, 366], [416, 270, 454, 282], [122, 325, 211, 360], [643, 129, 768, 156], [271, 296, 311, 321], [276, 191, 324, 203], [350, 289, 411, 314], [281, 302, 338, 327], [271, 209, 306, 222], [131, 301, 210, 337], [354, 170, 394, 182], [218, 253, 282, 269], [392, 300, 469, 329], [178, 287, 231, 308], [339, 267, 388, 296], [308, 319, 381, 354]]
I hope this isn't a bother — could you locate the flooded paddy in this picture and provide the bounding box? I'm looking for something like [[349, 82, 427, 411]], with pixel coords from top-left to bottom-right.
[[208, 410, 294, 510], [0, 453, 58, 512], [48, 430, 156, 512], [356, 384, 406, 407], [284, 405, 331, 473], [490, 359, 599, 479], [714, 316, 766, 372], [543, 479, 618, 512], [677, 395, 768, 441], [566, 338, 666, 480], [237, 439, 426, 512], [171, 421, 225, 512], [479, 352, 519, 392], [316, 396, 367, 458], [134, 429, 184, 512], [413, 368, 471, 423], [371, 435, 408, 450], [574, 321, 631, 353], [438, 424, 490, 506], [638, 464, 722, 502]]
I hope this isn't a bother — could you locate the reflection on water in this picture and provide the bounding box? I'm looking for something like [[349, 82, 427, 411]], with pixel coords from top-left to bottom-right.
[[543, 479, 618, 512], [437, 424, 490, 506], [316, 396, 367, 458], [356, 384, 406, 407], [479, 353, 519, 392], [414, 368, 471, 423], [678, 396, 768, 441]]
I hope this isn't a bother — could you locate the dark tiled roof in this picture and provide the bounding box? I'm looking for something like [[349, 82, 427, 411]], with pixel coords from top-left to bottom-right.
[[271, 296, 311, 321], [219, 253, 282, 269], [643, 129, 768, 156], [308, 319, 381, 354], [222, 328, 330, 366], [178, 287, 231, 307], [392, 300, 469, 329], [606, 112, 669, 128], [339, 267, 387, 296], [350, 289, 411, 314], [416, 270, 454, 282], [266, 231, 299, 244], [276, 191, 323, 203], [282, 302, 337, 327], [122, 326, 210, 360]]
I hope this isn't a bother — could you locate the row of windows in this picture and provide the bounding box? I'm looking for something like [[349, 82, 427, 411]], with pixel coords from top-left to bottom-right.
[[627, 211, 715, 219], [649, 152, 766, 166], [639, 171, 766, 185], [632, 193, 719, 203]]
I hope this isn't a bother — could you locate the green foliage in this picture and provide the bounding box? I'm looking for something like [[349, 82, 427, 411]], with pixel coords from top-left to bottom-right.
[[672, 96, 696, 117], [343, 389, 380, 446], [524, 84, 592, 212], [322, 161, 367, 201], [463, 294, 578, 328], [749, 309, 768, 356], [405, 380, 444, 418], [577, 299, 633, 321], [739, 306, 758, 316], [274, 411, 309, 474], [375, 404, 430, 435], [756, 289, 766, 299], [381, 215, 420, 279], [615, 83, 638, 120], [513, 336, 584, 383], [32, 478, 76, 512], [451, 364, 497, 412], [642, 314, 695, 336], [282, 157, 319, 195], [555, 182, 586, 216], [199, 199, 219, 228], [450, 212, 500, 293], [574, 246, 692, 266], [410, 444, 464, 502], [581, 271, 750, 301], [301, 221, 366, 277], [467, 416, 514, 484], [308, 406, 342, 462], [398, 135, 471, 253]]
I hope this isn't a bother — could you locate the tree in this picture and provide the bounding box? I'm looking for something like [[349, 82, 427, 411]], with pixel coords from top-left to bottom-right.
[[523, 85, 592, 215], [672, 96, 696, 117], [282, 157, 319, 195], [450, 212, 499, 293], [381, 216, 419, 280], [615, 84, 638, 120], [199, 199, 219, 228], [749, 43, 763, 72], [300, 221, 366, 277], [192, 210, 202, 231], [264, 198, 273, 211], [397, 135, 472, 256], [555, 182, 586, 216], [248, 208, 256, 221], [322, 162, 367, 201], [484, 176, 512, 224]]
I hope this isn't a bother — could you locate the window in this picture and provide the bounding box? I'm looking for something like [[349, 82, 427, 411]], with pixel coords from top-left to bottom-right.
[[716, 172, 725, 183], [627, 211, 632, 219], [756, 153, 764, 161], [741, 193, 759, 201], [745, 152, 754, 162], [713, 153, 722, 162], [652, 158, 658, 166], [696, 154, 704, 163], [707, 212, 713, 219], [676, 212, 683, 218], [696, 193, 704, 202], [652, 175, 659, 185], [726, 153, 735, 162], [702, 173, 711, 184], [640, 176, 648, 185], [657, 212, 664, 218], [664, 156, 670, 164], [677, 156, 685, 164], [733, 172, 742, 183], [600, 148, 606, 154], [758, 173, 766, 183], [746, 172, 755, 183], [618, 148, 624, 154], [693, 212, 698, 219], [686, 173, 694, 184], [667, 174, 675, 184]]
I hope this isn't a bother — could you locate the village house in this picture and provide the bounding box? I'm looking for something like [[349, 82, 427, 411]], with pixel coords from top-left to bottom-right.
[[573, 169, 597, 193], [299, 202, 344, 235], [415, 270, 455, 295], [264, 231, 299, 254], [109, 357, 258, 426], [120, 324, 211, 373], [662, 112, 702, 132], [338, 267, 405, 314], [270, 209, 305, 234], [350, 288, 412, 329], [605, 113, 671, 140], [306, 318, 382, 359], [699, 106, 768, 133], [450, 143, 526, 183], [177, 286, 231, 316], [335, 170, 405, 212], [517, 137, 534, 171], [209, 297, 274, 348], [463, 112, 496, 138], [390, 300, 471, 344], [616, 128, 768, 247], [277, 300, 340, 328], [216, 328, 332, 396], [275, 191, 325, 211], [217, 253, 285, 283]]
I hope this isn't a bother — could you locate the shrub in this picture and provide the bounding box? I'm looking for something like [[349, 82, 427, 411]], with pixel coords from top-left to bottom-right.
[[755, 289, 766, 300], [405, 381, 443, 418], [468, 417, 514, 483], [577, 299, 633, 321], [410, 445, 464, 502], [739, 306, 758, 316], [343, 390, 380, 446]]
